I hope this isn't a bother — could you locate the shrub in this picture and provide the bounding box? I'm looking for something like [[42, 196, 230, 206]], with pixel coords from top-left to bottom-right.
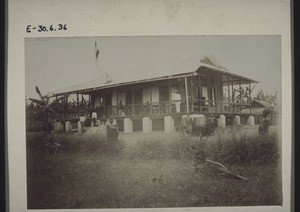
[[27, 127, 280, 166], [26, 132, 125, 155], [60, 134, 125, 155], [205, 132, 280, 165], [26, 122, 44, 132], [126, 134, 198, 160], [125, 129, 280, 166]]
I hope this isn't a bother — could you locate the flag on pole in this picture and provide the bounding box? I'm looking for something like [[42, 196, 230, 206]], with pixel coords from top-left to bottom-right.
[[94, 41, 113, 83], [105, 71, 112, 84], [95, 41, 100, 60]]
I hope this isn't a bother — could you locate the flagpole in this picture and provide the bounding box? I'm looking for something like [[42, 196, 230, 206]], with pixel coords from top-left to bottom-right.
[[95, 41, 99, 72], [95, 41, 112, 83]]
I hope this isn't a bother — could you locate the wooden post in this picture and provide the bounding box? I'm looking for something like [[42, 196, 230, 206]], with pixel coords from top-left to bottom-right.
[[132, 87, 135, 116], [231, 80, 234, 113], [199, 75, 202, 112], [214, 74, 217, 114], [185, 76, 189, 113], [168, 80, 172, 114], [221, 75, 223, 114], [239, 80, 242, 113], [190, 77, 193, 112], [76, 93, 79, 104], [116, 87, 119, 117], [149, 83, 152, 114], [207, 74, 211, 109], [227, 75, 230, 113], [249, 82, 252, 114]]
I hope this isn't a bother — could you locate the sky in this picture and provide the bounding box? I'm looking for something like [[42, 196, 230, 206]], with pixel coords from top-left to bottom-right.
[[25, 36, 281, 100]]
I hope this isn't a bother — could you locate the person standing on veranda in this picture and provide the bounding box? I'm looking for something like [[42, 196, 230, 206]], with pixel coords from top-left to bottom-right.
[[118, 100, 124, 116], [172, 90, 182, 113]]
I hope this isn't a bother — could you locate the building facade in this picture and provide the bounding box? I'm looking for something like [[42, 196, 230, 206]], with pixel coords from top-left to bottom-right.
[[47, 58, 257, 132]]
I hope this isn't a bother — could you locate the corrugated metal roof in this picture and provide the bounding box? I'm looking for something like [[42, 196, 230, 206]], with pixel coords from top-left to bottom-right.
[[254, 100, 276, 109], [46, 57, 257, 96], [244, 100, 277, 111]]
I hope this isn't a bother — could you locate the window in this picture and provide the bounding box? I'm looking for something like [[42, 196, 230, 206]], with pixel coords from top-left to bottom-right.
[[134, 89, 143, 104], [159, 85, 169, 102]]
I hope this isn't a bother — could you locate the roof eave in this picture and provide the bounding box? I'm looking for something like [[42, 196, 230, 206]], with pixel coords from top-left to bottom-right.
[[46, 71, 197, 97], [198, 64, 258, 83]]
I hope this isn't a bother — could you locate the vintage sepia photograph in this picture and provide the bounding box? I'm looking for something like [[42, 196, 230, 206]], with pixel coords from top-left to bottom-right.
[[25, 36, 282, 209]]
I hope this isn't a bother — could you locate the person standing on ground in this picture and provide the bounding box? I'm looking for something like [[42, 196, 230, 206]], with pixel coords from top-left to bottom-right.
[[258, 109, 270, 135], [91, 111, 97, 127], [183, 114, 193, 135], [106, 116, 119, 142]]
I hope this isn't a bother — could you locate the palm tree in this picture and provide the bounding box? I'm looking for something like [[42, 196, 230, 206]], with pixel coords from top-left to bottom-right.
[[29, 86, 62, 133], [254, 90, 277, 106]]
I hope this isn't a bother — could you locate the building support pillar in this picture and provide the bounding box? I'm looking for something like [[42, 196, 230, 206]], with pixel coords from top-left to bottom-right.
[[164, 116, 175, 132], [54, 122, 64, 132], [247, 115, 255, 125], [65, 121, 73, 132], [218, 114, 226, 127], [77, 121, 83, 133], [132, 87, 135, 115], [149, 83, 153, 114], [233, 115, 241, 125], [143, 117, 152, 133], [124, 118, 133, 133], [185, 76, 189, 113], [249, 82, 252, 114], [191, 114, 206, 127]]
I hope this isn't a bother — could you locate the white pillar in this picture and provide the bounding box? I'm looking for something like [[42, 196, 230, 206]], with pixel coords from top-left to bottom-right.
[[180, 115, 188, 132], [247, 115, 255, 125], [54, 122, 63, 132], [92, 112, 97, 119], [217, 115, 226, 127], [59, 122, 64, 131], [143, 117, 152, 133], [233, 115, 241, 125], [192, 114, 206, 127], [124, 118, 133, 133], [79, 115, 86, 122], [78, 121, 82, 133], [181, 115, 188, 124], [95, 119, 101, 126], [65, 121, 73, 132], [164, 116, 175, 132]]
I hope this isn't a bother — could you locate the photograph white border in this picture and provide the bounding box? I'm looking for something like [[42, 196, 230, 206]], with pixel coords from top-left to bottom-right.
[[7, 0, 292, 211]]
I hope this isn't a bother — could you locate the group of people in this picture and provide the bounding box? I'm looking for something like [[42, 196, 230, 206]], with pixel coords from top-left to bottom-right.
[[91, 112, 119, 141], [180, 114, 217, 137]]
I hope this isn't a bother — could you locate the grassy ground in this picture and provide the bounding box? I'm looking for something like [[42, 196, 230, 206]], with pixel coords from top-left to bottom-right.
[[26, 125, 282, 209]]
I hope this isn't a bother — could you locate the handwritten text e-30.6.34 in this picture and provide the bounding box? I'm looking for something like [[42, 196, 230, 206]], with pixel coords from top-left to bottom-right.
[[26, 24, 67, 33]]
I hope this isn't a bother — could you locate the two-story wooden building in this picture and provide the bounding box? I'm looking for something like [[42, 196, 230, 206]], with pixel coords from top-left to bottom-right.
[[47, 57, 257, 132]]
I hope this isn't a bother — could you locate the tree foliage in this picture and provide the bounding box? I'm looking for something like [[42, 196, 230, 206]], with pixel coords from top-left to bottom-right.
[[254, 90, 277, 106], [26, 86, 93, 128]]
